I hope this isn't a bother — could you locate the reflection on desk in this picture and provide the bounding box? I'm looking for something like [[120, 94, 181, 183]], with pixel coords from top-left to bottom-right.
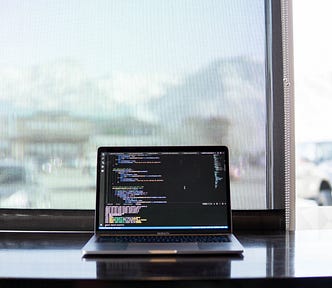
[[91, 255, 242, 280], [0, 230, 332, 287]]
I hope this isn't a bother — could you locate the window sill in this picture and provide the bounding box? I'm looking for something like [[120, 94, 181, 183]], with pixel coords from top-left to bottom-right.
[[0, 209, 285, 232]]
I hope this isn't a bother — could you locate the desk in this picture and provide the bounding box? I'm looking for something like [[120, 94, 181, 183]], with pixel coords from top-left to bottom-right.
[[0, 230, 332, 287]]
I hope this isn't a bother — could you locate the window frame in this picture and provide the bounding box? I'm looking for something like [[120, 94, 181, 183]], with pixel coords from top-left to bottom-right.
[[0, 0, 292, 232]]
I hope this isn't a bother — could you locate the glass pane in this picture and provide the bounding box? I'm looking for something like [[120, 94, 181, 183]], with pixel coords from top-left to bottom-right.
[[0, 0, 266, 209], [294, 0, 332, 228]]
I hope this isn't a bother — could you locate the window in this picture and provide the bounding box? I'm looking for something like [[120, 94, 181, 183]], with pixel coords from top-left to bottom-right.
[[0, 0, 291, 230], [294, 0, 332, 229]]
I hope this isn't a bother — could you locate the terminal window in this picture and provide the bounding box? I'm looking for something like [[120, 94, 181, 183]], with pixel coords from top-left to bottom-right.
[[98, 151, 229, 229]]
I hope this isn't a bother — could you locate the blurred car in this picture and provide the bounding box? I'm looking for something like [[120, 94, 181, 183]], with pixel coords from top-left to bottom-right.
[[0, 160, 50, 208], [296, 142, 332, 205]]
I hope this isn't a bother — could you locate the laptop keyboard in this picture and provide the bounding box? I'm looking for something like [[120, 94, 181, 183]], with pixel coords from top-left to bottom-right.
[[98, 235, 230, 243]]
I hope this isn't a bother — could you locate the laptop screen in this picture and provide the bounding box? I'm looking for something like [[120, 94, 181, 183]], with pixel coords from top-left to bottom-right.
[[96, 146, 232, 233]]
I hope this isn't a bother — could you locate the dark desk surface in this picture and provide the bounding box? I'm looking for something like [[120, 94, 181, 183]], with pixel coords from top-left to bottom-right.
[[0, 230, 332, 287]]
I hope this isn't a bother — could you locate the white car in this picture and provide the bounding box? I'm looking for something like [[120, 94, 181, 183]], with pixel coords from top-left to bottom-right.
[[296, 142, 332, 206], [0, 160, 50, 208]]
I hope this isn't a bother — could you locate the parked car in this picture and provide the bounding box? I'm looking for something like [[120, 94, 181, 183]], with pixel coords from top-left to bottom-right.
[[296, 142, 332, 205], [0, 160, 50, 208]]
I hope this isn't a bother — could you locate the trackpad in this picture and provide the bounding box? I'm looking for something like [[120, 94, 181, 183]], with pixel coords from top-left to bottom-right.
[[127, 243, 199, 254]]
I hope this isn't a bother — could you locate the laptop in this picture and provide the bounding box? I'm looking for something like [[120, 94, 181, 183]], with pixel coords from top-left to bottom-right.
[[82, 146, 244, 256]]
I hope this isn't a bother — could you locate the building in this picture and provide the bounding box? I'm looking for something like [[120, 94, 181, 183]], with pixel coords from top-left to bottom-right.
[[9, 112, 92, 167]]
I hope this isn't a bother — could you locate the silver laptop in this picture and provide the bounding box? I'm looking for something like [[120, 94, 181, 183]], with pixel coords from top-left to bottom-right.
[[82, 146, 244, 256]]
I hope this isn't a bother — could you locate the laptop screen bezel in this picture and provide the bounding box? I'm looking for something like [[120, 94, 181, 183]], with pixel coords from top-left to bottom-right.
[[94, 146, 233, 235]]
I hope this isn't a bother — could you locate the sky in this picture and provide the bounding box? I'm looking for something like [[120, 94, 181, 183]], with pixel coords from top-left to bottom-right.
[[0, 0, 264, 75], [293, 0, 332, 142], [0, 0, 265, 117]]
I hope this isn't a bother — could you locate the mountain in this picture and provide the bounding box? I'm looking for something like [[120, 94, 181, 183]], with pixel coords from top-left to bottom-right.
[[149, 57, 266, 154], [0, 57, 266, 155]]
